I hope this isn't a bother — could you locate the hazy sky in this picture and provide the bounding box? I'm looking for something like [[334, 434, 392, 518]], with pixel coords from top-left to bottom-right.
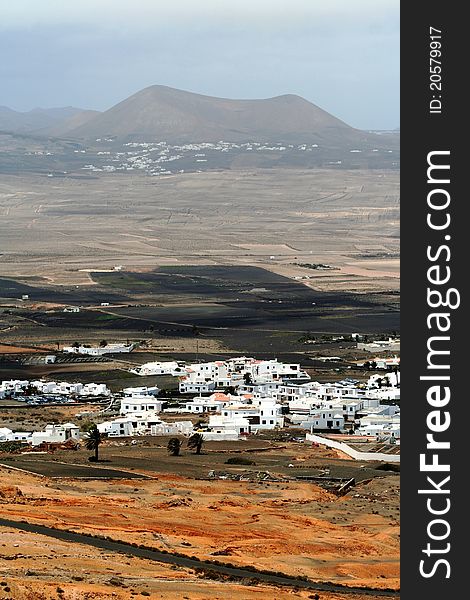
[[0, 0, 399, 130]]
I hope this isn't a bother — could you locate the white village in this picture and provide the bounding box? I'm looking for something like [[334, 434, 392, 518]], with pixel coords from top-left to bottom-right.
[[0, 354, 400, 462]]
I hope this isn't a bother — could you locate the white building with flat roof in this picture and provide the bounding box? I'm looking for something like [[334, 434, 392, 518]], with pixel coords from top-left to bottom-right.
[[122, 386, 159, 397], [120, 395, 164, 415], [184, 396, 225, 414], [208, 415, 251, 436], [31, 423, 80, 446], [0, 427, 33, 443], [179, 380, 216, 394], [98, 415, 193, 437], [63, 343, 135, 356], [307, 411, 345, 432], [130, 361, 187, 376], [356, 422, 400, 439], [0, 380, 29, 395]]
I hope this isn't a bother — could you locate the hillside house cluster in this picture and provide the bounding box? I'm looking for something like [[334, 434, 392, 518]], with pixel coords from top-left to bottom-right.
[[1, 355, 400, 449], [176, 357, 310, 392], [0, 379, 110, 398], [0, 423, 80, 447]]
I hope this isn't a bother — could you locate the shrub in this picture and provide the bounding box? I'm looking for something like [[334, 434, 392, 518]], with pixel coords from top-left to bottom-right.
[[225, 456, 256, 466]]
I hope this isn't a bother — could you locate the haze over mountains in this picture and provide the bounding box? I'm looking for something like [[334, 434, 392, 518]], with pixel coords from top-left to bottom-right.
[[1, 85, 396, 146]]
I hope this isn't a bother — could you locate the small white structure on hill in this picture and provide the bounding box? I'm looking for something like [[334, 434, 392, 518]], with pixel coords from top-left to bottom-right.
[[63, 343, 135, 356], [63, 307, 80, 313], [357, 338, 400, 352], [122, 386, 159, 397]]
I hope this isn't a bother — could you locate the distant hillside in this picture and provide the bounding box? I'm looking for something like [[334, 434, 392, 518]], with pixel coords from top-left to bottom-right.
[[56, 85, 379, 145], [42, 110, 101, 137], [0, 106, 96, 135]]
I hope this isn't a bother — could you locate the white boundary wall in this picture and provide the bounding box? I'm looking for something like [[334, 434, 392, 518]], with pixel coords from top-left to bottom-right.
[[306, 433, 400, 463]]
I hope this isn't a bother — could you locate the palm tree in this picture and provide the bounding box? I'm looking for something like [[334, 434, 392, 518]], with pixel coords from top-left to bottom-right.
[[187, 433, 204, 455], [167, 438, 182, 456], [84, 424, 102, 462]]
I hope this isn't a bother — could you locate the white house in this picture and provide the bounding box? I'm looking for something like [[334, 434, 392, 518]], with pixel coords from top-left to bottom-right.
[[150, 420, 193, 436], [177, 357, 310, 391], [120, 395, 164, 415], [31, 423, 80, 446], [26, 380, 110, 397], [258, 399, 284, 429], [98, 418, 134, 437], [179, 361, 231, 388], [0, 380, 29, 395], [122, 386, 159, 397], [226, 357, 310, 383], [357, 338, 400, 352], [130, 361, 187, 377], [98, 413, 163, 437], [208, 414, 251, 436], [98, 416, 193, 437], [0, 427, 30, 442], [356, 410, 400, 439], [184, 395, 226, 414], [80, 383, 110, 397], [5, 430, 33, 443], [179, 380, 216, 394], [63, 343, 135, 356], [55, 382, 84, 395], [356, 422, 401, 439], [370, 388, 401, 402], [220, 398, 283, 431], [308, 411, 345, 432]]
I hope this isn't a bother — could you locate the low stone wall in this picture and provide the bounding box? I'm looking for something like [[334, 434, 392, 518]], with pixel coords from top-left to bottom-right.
[[306, 433, 400, 463]]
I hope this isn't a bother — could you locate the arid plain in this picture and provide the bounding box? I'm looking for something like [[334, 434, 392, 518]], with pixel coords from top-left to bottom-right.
[[0, 169, 399, 292]]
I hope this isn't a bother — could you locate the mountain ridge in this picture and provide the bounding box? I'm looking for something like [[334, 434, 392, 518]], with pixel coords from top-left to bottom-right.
[[48, 85, 371, 144]]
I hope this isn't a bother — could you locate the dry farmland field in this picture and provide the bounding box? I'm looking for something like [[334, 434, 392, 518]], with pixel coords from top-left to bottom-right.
[[0, 169, 399, 290]]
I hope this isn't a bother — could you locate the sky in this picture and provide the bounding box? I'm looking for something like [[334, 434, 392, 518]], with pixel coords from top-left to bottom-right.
[[0, 0, 399, 130]]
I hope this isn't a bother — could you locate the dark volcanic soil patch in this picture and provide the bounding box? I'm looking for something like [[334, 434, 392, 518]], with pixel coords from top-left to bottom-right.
[[92, 266, 399, 339], [1, 266, 399, 356], [0, 458, 149, 479], [0, 277, 126, 304]]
